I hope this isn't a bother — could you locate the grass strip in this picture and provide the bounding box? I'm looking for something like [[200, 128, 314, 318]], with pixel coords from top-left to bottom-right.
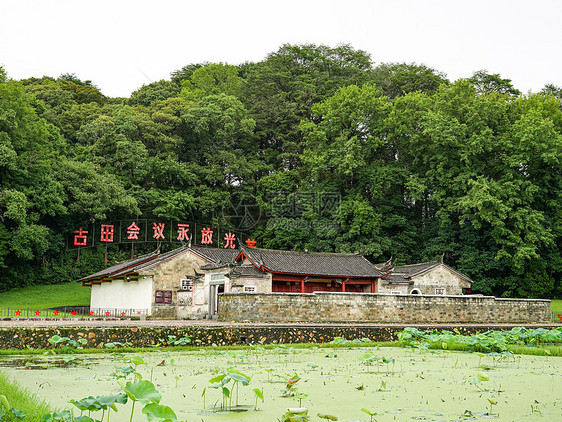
[[0, 282, 90, 308], [0, 341, 398, 356], [414, 341, 562, 357], [0, 340, 560, 357], [0, 370, 51, 421], [552, 299, 562, 321]]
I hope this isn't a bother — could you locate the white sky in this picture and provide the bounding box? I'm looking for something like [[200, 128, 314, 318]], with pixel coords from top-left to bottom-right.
[[1, 0, 560, 98]]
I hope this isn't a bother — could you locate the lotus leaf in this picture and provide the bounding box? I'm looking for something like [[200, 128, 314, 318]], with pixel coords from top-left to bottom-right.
[[141, 403, 179, 422], [124, 380, 162, 405]]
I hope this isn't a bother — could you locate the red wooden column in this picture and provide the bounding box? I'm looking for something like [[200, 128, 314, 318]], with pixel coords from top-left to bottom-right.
[[342, 277, 349, 292], [300, 278, 305, 293], [371, 279, 376, 293]]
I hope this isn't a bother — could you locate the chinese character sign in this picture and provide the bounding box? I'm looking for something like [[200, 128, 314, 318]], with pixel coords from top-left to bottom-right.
[[73, 228, 88, 246], [153, 222, 165, 240], [224, 232, 236, 249], [100, 224, 114, 242], [245, 238, 257, 248], [177, 223, 190, 241], [71, 220, 255, 250], [127, 222, 141, 240], [201, 227, 213, 245]]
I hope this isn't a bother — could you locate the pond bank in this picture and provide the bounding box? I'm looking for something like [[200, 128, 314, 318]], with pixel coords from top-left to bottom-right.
[[0, 320, 559, 349]]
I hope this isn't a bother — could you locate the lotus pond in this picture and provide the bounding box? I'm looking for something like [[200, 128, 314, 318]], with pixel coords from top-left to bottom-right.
[[1, 338, 561, 422]]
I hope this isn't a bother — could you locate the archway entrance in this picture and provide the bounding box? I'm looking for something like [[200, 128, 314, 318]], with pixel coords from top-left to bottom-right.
[[208, 281, 225, 319], [410, 288, 422, 294]]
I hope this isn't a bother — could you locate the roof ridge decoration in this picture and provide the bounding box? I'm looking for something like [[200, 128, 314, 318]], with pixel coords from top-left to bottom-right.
[[407, 262, 442, 278], [374, 256, 395, 278], [394, 260, 441, 269]]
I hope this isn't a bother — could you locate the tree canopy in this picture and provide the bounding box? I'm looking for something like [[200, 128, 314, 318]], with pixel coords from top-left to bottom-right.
[[1, 43, 561, 299]]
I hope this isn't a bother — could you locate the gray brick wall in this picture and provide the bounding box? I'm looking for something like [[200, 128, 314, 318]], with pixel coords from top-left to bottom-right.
[[218, 292, 551, 324]]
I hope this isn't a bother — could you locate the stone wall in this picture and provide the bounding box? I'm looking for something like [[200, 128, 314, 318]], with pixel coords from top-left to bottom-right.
[[218, 292, 551, 324], [411, 265, 471, 295], [230, 274, 272, 293], [142, 251, 208, 319], [376, 264, 472, 295], [0, 323, 557, 350]]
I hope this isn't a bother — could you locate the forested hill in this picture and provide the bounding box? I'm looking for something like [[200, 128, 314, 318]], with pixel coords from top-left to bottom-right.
[[1, 43, 562, 299]]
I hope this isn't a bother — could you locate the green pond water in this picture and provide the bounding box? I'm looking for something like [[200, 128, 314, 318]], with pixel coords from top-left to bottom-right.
[[1, 346, 561, 421]]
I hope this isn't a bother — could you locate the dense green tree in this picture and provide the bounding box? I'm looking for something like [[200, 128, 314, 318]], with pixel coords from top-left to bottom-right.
[[541, 83, 562, 98], [179, 63, 245, 101], [468, 70, 521, 96], [0, 70, 69, 287], [61, 82, 105, 104], [242, 43, 374, 169], [128, 80, 180, 106], [181, 94, 257, 178], [371, 62, 449, 98], [131, 97, 194, 158], [300, 78, 562, 296], [1, 43, 562, 299], [58, 73, 95, 87], [170, 63, 207, 85], [300, 84, 421, 260], [56, 160, 139, 221]]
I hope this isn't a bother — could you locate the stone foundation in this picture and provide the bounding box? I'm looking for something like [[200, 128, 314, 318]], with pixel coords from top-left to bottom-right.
[[218, 292, 551, 324], [151, 304, 178, 319], [0, 323, 557, 349]]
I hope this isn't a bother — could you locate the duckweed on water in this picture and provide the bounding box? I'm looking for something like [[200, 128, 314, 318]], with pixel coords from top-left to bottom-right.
[[0, 341, 560, 421]]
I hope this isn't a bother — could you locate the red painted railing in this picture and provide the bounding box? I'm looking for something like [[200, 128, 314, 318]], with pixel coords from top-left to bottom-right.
[[0, 307, 148, 319]]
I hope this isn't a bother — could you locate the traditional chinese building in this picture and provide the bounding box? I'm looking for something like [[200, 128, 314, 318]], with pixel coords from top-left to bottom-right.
[[376, 259, 473, 295], [78, 245, 474, 319], [78, 246, 237, 319], [220, 246, 384, 294]]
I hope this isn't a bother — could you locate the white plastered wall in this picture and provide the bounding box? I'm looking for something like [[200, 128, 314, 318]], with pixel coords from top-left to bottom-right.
[[90, 276, 153, 313]]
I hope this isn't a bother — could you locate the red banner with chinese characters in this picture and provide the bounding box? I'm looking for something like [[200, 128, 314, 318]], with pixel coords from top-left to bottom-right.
[[70, 220, 256, 250]]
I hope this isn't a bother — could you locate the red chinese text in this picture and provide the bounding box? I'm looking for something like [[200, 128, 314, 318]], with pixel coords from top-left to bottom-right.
[[245, 238, 257, 248], [177, 223, 190, 241], [73, 228, 88, 246], [224, 232, 236, 249], [127, 222, 141, 240], [201, 227, 213, 244], [153, 222, 165, 240], [100, 224, 114, 243]]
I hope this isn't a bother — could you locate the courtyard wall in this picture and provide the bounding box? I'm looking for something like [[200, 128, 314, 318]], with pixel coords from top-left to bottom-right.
[[218, 292, 551, 324]]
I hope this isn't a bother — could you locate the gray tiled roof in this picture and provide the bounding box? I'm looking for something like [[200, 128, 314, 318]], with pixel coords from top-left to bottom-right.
[[383, 274, 413, 284], [77, 251, 161, 283], [189, 245, 238, 264], [392, 261, 441, 277], [380, 261, 440, 284], [227, 264, 269, 278], [382, 261, 473, 284], [239, 246, 382, 278], [78, 245, 237, 284], [111, 246, 191, 277]]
